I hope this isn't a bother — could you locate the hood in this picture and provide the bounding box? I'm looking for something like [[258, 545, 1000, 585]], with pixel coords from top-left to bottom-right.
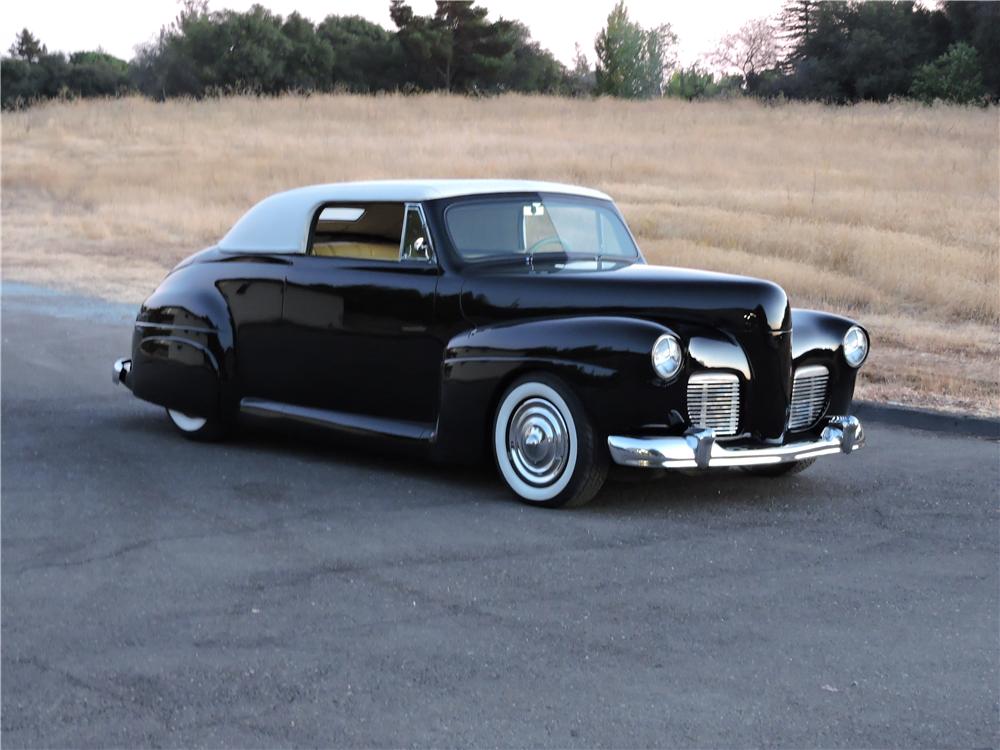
[[461, 260, 794, 440], [460, 260, 791, 334]]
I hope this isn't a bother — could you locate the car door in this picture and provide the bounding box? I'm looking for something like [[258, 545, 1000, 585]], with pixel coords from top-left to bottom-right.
[[281, 202, 442, 425]]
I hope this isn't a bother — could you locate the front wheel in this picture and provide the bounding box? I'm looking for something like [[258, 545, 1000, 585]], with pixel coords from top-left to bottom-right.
[[166, 408, 229, 442], [492, 374, 607, 508]]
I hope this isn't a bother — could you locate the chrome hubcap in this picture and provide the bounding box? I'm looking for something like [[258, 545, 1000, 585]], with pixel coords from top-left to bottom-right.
[[507, 398, 569, 486]]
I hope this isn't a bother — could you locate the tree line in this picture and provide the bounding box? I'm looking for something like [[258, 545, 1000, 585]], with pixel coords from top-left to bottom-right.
[[2, 0, 996, 109]]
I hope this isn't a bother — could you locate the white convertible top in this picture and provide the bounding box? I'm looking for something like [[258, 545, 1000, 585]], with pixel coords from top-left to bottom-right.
[[217, 179, 613, 253]]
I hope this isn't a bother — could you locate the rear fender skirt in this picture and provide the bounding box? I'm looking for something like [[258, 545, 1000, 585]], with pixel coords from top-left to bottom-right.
[[130, 334, 222, 417]]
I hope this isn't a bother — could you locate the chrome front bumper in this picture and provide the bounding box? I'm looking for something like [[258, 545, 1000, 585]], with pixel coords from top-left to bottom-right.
[[607, 415, 864, 470], [113, 358, 131, 387]]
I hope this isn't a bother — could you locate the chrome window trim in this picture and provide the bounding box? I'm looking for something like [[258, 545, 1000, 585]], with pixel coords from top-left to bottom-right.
[[400, 202, 436, 263]]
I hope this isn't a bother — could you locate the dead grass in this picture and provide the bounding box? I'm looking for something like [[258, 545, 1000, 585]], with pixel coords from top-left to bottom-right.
[[2, 94, 997, 415]]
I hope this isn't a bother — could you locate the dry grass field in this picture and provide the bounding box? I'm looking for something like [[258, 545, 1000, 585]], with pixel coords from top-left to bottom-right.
[[2, 94, 997, 415]]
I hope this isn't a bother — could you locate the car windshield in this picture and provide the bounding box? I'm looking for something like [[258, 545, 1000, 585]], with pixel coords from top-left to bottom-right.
[[445, 195, 640, 263]]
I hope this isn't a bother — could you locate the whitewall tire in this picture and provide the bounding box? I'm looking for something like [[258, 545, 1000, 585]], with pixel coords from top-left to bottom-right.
[[167, 410, 207, 433], [492, 374, 607, 508], [165, 408, 228, 442]]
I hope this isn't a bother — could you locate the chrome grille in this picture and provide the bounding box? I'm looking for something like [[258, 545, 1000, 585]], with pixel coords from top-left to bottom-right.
[[788, 365, 830, 430], [687, 372, 740, 437]]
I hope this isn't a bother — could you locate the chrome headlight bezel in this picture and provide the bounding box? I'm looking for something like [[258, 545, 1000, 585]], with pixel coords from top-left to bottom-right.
[[651, 333, 684, 381], [843, 325, 869, 368]]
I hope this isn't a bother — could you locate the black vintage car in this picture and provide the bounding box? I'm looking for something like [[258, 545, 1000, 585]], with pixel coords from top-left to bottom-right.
[[114, 180, 868, 507]]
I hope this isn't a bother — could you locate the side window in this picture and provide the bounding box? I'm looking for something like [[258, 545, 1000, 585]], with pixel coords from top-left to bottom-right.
[[309, 203, 405, 261], [400, 204, 434, 262]]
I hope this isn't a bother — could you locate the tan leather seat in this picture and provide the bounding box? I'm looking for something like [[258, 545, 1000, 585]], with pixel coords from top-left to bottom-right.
[[312, 242, 399, 261]]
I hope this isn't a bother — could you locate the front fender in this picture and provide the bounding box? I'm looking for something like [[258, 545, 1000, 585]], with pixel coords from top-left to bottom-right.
[[792, 308, 867, 415], [434, 316, 680, 463]]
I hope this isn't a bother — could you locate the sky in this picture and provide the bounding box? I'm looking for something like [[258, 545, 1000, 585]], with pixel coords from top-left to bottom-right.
[[2, 0, 783, 67]]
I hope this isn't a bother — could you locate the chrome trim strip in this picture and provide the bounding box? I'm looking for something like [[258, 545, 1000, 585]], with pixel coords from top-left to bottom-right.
[[240, 398, 434, 442], [138, 336, 220, 372], [607, 415, 864, 469], [134, 321, 218, 335], [794, 364, 829, 378]]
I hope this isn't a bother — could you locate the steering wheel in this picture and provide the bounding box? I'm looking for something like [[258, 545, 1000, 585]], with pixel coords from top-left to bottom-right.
[[527, 236, 566, 253]]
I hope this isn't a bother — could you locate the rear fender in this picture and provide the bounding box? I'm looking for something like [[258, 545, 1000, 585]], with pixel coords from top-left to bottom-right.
[[129, 270, 235, 418]]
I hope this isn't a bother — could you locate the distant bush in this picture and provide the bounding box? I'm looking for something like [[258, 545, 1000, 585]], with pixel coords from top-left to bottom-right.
[[2, 51, 131, 108], [664, 67, 742, 100], [910, 43, 986, 104]]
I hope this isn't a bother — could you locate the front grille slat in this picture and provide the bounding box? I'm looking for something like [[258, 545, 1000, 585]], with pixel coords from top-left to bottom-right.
[[788, 365, 830, 431], [687, 373, 740, 437]]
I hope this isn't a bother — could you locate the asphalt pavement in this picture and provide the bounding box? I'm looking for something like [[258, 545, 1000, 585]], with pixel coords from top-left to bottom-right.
[[2, 282, 998, 748]]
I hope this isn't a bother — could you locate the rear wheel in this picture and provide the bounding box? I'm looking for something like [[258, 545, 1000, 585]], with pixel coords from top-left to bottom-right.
[[166, 408, 229, 442], [492, 374, 607, 508], [741, 458, 816, 477]]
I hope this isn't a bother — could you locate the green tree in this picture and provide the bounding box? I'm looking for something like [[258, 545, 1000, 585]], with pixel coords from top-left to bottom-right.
[[494, 20, 565, 93], [279, 12, 334, 91], [390, 0, 453, 90], [211, 6, 291, 93], [778, 0, 819, 66], [318, 15, 402, 91], [133, 2, 303, 96], [131, 1, 216, 97], [1, 51, 70, 107], [772, 0, 996, 102], [910, 42, 985, 103], [390, 0, 518, 92], [939, 2, 999, 99], [594, 2, 675, 98], [67, 50, 130, 97], [8, 28, 46, 62]]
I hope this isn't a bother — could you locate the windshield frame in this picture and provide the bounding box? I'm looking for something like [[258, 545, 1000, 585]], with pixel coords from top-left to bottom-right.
[[438, 192, 644, 269]]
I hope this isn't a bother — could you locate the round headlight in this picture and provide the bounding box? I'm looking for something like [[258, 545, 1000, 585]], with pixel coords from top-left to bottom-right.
[[843, 325, 869, 367], [651, 334, 684, 381]]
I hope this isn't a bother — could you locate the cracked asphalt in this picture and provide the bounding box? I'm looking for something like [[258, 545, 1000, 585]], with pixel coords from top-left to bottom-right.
[[2, 283, 998, 748]]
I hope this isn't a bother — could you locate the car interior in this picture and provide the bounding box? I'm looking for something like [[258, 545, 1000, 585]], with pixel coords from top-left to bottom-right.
[[310, 203, 405, 261]]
